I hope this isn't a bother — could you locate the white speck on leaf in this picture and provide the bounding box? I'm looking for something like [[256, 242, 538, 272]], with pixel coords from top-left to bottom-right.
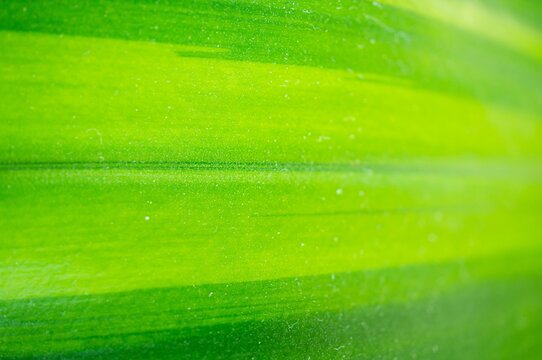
[[86, 128, 103, 145], [317, 135, 331, 142]]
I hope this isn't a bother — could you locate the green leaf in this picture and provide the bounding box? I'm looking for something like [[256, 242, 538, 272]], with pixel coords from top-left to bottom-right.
[[1, 0, 541, 358]]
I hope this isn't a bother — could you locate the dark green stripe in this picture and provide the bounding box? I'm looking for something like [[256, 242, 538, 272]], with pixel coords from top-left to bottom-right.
[[2, 254, 541, 358]]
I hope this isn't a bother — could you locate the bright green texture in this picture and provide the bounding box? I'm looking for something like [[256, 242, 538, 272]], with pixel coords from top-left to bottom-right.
[[1, 0, 542, 358]]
